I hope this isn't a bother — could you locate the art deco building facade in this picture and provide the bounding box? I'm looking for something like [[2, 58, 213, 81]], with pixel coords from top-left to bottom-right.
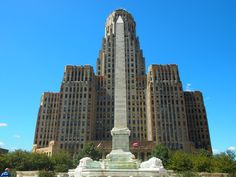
[[33, 9, 212, 156], [33, 66, 97, 154], [146, 65, 191, 151], [57, 65, 97, 153], [96, 10, 147, 142], [184, 91, 212, 152], [34, 92, 60, 149]]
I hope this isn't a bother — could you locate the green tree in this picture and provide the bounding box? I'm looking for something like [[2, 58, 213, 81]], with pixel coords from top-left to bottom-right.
[[151, 144, 169, 166], [51, 150, 73, 172], [195, 149, 212, 157], [213, 150, 236, 175], [192, 155, 213, 172], [5, 150, 32, 170], [30, 152, 53, 170], [168, 151, 193, 172], [4, 150, 52, 171], [73, 143, 102, 166], [0, 154, 7, 172]]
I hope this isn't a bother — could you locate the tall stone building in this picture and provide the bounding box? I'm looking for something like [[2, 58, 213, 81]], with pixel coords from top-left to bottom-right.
[[57, 65, 97, 153], [146, 65, 191, 151], [96, 9, 147, 142], [34, 92, 60, 150], [184, 91, 212, 152], [33, 9, 212, 156], [33, 66, 96, 154]]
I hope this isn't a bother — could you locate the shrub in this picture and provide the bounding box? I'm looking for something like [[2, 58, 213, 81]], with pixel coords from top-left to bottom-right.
[[38, 171, 55, 177]]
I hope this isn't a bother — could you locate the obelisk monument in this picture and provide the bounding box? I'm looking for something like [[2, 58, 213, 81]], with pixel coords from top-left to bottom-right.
[[69, 11, 167, 177], [106, 15, 138, 169]]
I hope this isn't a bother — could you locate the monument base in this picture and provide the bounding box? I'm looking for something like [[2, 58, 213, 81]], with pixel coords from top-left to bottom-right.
[[68, 157, 168, 177], [111, 127, 131, 152], [105, 149, 139, 169], [70, 168, 168, 177]]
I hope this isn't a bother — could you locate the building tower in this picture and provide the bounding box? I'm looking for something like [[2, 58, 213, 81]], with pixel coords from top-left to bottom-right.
[[33, 92, 61, 155], [33, 65, 97, 154], [184, 91, 212, 152], [146, 65, 191, 151], [57, 65, 96, 153], [96, 9, 147, 142]]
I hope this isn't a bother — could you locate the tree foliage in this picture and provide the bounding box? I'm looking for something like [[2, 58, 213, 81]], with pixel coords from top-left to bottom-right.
[[167, 149, 236, 175], [2, 150, 52, 171], [73, 143, 102, 166], [0, 154, 7, 173], [0, 149, 71, 173], [51, 150, 73, 172], [213, 151, 236, 175], [151, 145, 236, 175], [168, 151, 193, 171], [151, 144, 169, 166]]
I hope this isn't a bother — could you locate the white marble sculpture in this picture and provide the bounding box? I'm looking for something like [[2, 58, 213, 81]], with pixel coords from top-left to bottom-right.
[[78, 157, 101, 169], [140, 157, 164, 169]]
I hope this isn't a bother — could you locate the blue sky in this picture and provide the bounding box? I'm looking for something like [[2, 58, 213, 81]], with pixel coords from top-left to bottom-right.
[[0, 0, 235, 154]]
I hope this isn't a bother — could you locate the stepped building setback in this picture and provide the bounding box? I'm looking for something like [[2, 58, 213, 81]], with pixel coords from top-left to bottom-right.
[[33, 9, 212, 158]]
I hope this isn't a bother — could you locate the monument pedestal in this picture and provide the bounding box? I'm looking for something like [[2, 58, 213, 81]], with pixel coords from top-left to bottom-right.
[[105, 149, 139, 169], [104, 128, 139, 169], [110, 128, 131, 152]]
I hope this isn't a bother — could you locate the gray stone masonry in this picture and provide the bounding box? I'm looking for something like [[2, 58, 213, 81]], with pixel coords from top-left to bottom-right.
[[110, 15, 131, 153]]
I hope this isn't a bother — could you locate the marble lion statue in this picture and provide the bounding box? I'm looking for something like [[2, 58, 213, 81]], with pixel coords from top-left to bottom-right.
[[140, 157, 164, 169], [78, 157, 101, 169]]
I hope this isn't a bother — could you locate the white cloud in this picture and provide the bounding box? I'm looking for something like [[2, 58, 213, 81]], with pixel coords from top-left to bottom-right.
[[0, 141, 5, 147], [227, 146, 236, 152], [9, 147, 18, 151], [213, 148, 221, 154], [185, 83, 193, 91], [0, 123, 8, 127], [13, 134, 21, 139]]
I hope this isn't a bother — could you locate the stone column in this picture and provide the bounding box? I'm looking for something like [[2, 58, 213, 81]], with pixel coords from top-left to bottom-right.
[[111, 15, 130, 152], [114, 15, 127, 129], [106, 16, 138, 169]]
